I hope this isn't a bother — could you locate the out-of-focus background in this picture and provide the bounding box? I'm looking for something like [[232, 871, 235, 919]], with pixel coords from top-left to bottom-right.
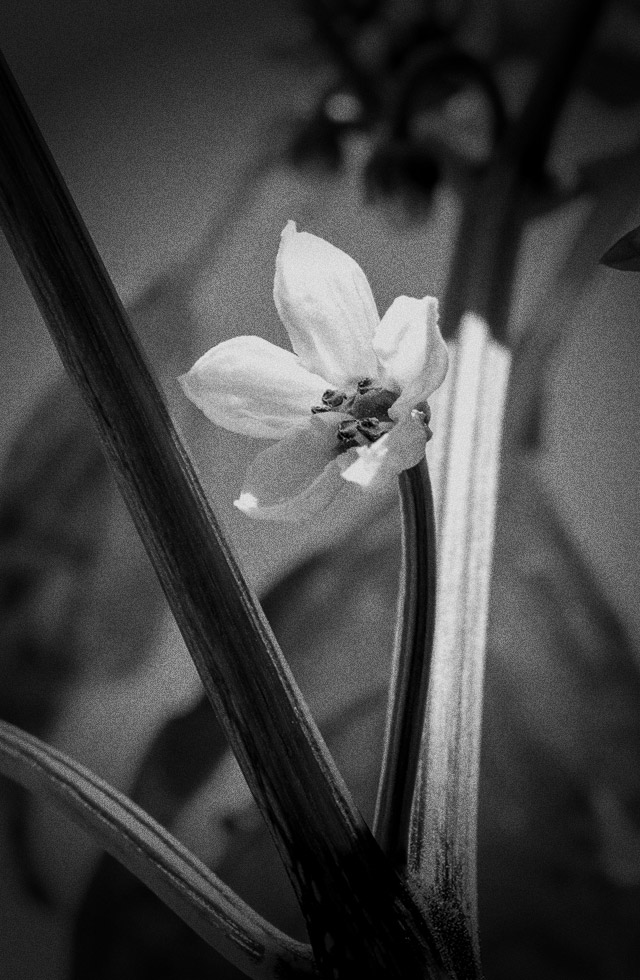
[[1, 0, 640, 978]]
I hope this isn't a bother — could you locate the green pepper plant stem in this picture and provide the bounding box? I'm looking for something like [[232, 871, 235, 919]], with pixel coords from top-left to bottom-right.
[[373, 458, 437, 870]]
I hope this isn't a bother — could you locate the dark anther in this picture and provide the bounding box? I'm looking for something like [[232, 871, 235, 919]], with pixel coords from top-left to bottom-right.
[[357, 378, 374, 393], [311, 405, 330, 414], [322, 389, 346, 408], [356, 417, 381, 442], [356, 417, 393, 442], [337, 420, 359, 443]]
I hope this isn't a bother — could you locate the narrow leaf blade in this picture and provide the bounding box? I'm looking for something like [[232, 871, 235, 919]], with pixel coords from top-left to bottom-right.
[[0, 720, 316, 979]]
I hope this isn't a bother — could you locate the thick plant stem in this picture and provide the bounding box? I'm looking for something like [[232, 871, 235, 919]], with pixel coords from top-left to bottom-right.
[[410, 316, 509, 980], [374, 458, 437, 870], [0, 51, 451, 980]]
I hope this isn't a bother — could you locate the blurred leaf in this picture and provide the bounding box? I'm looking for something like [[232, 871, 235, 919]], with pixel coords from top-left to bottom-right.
[[0, 371, 168, 737], [71, 696, 231, 980], [600, 224, 640, 270], [0, 367, 164, 902], [0, 376, 113, 901], [0, 377, 110, 732]]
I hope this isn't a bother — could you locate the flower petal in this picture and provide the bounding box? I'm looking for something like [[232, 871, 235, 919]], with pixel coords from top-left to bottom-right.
[[179, 336, 328, 439], [372, 296, 448, 419], [273, 221, 380, 387], [341, 413, 429, 488], [234, 420, 351, 522]]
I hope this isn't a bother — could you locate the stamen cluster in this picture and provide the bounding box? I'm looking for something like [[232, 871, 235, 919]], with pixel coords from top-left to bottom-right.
[[312, 378, 400, 449]]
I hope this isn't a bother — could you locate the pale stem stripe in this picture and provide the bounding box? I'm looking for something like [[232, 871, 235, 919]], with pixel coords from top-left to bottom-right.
[[409, 315, 510, 978], [0, 720, 316, 980], [426, 358, 457, 518]]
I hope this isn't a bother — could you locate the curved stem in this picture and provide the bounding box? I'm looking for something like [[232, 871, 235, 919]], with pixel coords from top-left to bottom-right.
[[0, 720, 316, 980], [373, 458, 437, 870]]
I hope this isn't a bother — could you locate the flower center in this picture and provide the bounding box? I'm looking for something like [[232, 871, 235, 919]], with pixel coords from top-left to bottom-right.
[[311, 379, 399, 450]]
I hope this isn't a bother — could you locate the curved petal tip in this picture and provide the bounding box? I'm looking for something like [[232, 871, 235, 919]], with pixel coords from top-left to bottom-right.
[[234, 492, 259, 515], [280, 219, 297, 242], [274, 220, 379, 386], [374, 295, 448, 419]]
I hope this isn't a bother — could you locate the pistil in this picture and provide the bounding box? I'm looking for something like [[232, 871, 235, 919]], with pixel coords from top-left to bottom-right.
[[345, 384, 398, 421]]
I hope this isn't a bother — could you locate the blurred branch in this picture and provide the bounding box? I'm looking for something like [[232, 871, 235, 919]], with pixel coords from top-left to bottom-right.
[[441, 0, 608, 341], [0, 50, 450, 979], [0, 720, 316, 980]]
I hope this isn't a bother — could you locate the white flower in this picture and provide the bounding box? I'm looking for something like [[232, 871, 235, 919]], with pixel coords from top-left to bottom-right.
[[180, 220, 448, 522]]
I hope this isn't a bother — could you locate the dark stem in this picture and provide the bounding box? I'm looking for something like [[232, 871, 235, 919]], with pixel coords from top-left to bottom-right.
[[0, 50, 450, 980], [441, 0, 608, 343], [374, 459, 437, 870]]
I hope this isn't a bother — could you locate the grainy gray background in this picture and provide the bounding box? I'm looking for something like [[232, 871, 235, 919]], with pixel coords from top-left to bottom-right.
[[0, 1, 639, 977]]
